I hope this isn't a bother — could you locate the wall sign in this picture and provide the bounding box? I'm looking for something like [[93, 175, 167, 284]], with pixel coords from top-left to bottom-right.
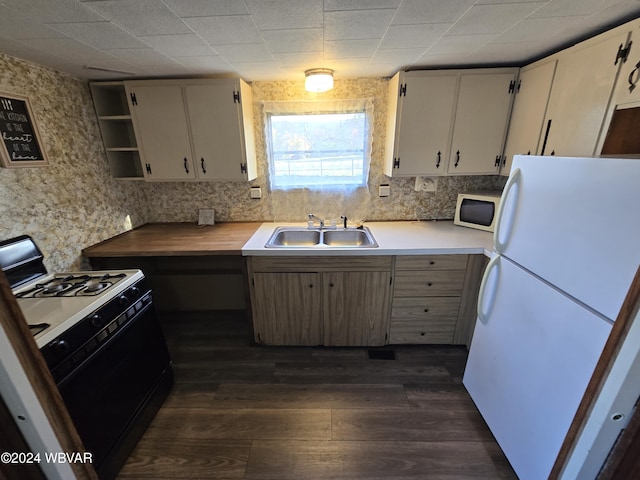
[[0, 92, 49, 168]]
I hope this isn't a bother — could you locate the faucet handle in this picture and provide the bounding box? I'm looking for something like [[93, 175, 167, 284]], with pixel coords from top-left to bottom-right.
[[340, 215, 348, 228]]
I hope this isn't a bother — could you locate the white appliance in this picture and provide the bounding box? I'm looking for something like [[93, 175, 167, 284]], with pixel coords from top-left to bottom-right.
[[454, 192, 502, 232], [463, 155, 640, 480]]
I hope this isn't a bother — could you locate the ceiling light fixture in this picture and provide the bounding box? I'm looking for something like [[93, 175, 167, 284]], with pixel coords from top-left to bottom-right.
[[304, 68, 334, 93]]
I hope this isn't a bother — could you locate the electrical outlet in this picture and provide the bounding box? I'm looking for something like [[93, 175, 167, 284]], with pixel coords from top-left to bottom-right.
[[414, 176, 438, 192], [250, 187, 262, 199], [379, 184, 390, 197], [198, 209, 215, 225]]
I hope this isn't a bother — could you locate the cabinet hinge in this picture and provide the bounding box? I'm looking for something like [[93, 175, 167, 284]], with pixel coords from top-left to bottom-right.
[[240, 163, 247, 174], [393, 158, 400, 169], [508, 80, 516, 94], [145, 163, 152, 175], [615, 40, 632, 65], [130, 92, 137, 106], [495, 155, 501, 167], [516, 79, 521, 93], [399, 83, 407, 97], [233, 90, 240, 103]]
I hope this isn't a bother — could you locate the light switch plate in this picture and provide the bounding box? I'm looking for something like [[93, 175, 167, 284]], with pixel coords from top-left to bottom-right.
[[198, 209, 215, 226]]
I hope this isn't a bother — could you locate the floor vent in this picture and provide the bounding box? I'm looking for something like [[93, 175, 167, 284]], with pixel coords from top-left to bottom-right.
[[368, 349, 396, 360]]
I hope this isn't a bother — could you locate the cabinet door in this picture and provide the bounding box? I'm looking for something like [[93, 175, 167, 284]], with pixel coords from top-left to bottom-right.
[[448, 72, 516, 174], [542, 30, 629, 157], [184, 82, 246, 180], [126, 84, 195, 180], [252, 272, 322, 346], [388, 73, 457, 176], [501, 60, 556, 175], [323, 271, 390, 346]]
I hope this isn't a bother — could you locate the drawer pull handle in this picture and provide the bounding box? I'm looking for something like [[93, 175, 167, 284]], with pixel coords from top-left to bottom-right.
[[427, 282, 433, 287], [309, 284, 314, 288], [420, 332, 425, 336], [429, 261, 435, 265], [424, 308, 429, 312]]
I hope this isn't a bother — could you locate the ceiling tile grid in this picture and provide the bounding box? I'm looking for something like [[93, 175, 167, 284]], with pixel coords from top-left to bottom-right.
[[0, 0, 637, 80]]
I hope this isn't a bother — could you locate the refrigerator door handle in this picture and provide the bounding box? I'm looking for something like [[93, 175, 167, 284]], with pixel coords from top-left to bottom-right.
[[494, 167, 521, 253], [477, 255, 500, 324]]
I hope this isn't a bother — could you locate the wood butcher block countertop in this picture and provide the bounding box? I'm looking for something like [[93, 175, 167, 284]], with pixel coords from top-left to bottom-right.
[[82, 222, 262, 257]]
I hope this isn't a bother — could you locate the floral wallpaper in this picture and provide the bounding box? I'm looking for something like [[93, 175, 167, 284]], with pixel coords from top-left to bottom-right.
[[0, 53, 148, 272], [141, 78, 506, 224]]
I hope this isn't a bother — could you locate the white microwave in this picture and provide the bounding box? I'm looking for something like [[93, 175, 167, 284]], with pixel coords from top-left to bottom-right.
[[454, 192, 502, 232]]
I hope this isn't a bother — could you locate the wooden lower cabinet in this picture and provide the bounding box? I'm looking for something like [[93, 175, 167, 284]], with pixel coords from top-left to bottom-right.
[[252, 272, 322, 345], [389, 254, 487, 347], [247, 254, 486, 348], [248, 256, 391, 346]]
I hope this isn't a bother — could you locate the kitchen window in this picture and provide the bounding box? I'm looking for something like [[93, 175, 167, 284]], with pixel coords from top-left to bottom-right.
[[263, 99, 373, 191]]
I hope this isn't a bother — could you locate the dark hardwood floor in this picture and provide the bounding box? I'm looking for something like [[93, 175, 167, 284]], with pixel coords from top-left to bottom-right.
[[117, 311, 517, 480]]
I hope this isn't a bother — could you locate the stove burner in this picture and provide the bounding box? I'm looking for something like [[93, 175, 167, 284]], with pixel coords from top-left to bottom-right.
[[15, 272, 128, 298]]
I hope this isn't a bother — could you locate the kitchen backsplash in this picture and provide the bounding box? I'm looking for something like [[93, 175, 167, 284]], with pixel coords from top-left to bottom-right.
[[0, 53, 148, 272], [0, 52, 504, 272], [141, 78, 506, 223]]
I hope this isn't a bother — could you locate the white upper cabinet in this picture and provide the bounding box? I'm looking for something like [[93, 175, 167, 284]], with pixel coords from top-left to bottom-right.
[[385, 68, 516, 177], [501, 60, 557, 175], [125, 78, 256, 182], [385, 72, 457, 176], [541, 28, 631, 157], [447, 71, 517, 175]]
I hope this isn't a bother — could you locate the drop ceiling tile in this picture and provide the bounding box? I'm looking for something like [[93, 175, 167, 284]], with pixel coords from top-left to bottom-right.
[[214, 43, 274, 63], [139, 34, 216, 57], [245, 0, 323, 30], [20, 37, 112, 62], [272, 51, 323, 68], [371, 48, 424, 64], [49, 22, 148, 50], [428, 33, 497, 55], [326, 58, 371, 76], [232, 61, 293, 81], [0, 6, 66, 39], [162, 0, 249, 17], [105, 47, 177, 66], [325, 9, 396, 40], [324, 39, 380, 58], [492, 15, 589, 44], [529, 0, 617, 18], [379, 23, 451, 49], [391, 0, 476, 25], [83, 0, 191, 36], [173, 55, 233, 72], [2, 0, 106, 23], [324, 0, 401, 11], [447, 2, 546, 36], [184, 15, 263, 45], [362, 63, 400, 77], [262, 29, 324, 54]]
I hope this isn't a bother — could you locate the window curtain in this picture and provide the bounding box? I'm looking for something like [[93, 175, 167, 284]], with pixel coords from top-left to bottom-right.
[[261, 98, 374, 226]]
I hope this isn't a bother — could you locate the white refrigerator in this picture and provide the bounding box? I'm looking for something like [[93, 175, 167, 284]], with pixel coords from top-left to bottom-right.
[[463, 155, 640, 480]]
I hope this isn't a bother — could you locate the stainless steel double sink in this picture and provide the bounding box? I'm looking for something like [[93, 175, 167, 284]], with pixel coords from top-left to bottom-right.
[[265, 226, 378, 248]]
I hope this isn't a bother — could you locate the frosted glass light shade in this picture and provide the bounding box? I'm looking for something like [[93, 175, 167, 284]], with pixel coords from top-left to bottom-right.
[[305, 68, 334, 93]]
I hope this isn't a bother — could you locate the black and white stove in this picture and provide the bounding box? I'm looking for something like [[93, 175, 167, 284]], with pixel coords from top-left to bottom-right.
[[1, 234, 173, 480]]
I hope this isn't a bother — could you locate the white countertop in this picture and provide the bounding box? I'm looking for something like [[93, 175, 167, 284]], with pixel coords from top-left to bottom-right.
[[242, 220, 494, 256]]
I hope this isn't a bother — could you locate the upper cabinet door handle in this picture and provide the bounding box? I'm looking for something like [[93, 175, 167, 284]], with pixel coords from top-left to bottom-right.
[[200, 158, 207, 174], [183, 158, 189, 174], [436, 150, 441, 168], [454, 150, 460, 168]]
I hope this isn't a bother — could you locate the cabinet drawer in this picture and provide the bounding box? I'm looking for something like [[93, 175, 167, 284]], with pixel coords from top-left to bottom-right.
[[251, 255, 392, 272], [395, 254, 468, 271], [389, 297, 460, 344], [393, 270, 465, 296], [391, 296, 461, 321]]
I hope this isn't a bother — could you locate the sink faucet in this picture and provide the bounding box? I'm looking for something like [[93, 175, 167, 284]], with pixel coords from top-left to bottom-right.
[[307, 213, 324, 229]]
